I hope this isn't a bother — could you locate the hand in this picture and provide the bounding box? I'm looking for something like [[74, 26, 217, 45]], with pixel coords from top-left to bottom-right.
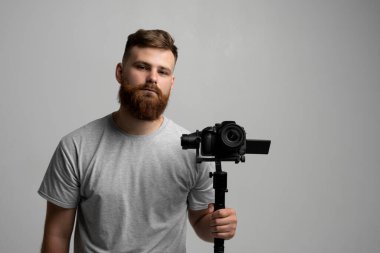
[[208, 203, 237, 240]]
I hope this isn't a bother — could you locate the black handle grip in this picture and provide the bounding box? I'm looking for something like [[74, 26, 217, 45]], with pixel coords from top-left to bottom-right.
[[212, 170, 227, 253]]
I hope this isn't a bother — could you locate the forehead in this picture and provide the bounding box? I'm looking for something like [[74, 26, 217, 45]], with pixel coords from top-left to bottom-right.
[[127, 46, 176, 70]]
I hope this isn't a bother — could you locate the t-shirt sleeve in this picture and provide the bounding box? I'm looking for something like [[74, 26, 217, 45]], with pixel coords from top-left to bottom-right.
[[187, 162, 215, 211], [38, 139, 80, 208]]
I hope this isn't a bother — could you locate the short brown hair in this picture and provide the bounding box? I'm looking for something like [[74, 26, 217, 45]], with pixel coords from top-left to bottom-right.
[[122, 29, 178, 63]]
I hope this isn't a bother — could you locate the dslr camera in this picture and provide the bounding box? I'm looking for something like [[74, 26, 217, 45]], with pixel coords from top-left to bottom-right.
[[181, 121, 270, 163]]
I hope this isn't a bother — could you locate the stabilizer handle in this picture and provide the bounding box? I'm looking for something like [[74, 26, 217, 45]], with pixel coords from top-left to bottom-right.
[[211, 161, 228, 253]]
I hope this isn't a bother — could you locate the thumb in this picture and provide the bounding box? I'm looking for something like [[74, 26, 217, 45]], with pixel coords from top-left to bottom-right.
[[208, 203, 214, 214]]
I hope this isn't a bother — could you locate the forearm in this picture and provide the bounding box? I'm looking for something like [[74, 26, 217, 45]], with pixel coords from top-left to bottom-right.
[[192, 213, 214, 243], [41, 202, 76, 253], [41, 235, 70, 253]]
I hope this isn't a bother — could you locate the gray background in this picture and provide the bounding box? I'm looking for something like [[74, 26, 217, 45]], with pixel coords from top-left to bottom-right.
[[1, 0, 379, 252]]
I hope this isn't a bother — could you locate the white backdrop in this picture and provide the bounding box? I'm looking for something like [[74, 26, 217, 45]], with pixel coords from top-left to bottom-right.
[[1, 0, 379, 252]]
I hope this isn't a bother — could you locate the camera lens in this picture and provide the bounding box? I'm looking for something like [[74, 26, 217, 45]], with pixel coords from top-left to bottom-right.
[[181, 132, 200, 149], [227, 130, 240, 142], [220, 124, 245, 148]]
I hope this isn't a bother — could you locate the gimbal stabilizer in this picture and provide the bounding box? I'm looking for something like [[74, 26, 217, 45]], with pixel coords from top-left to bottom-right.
[[181, 121, 271, 253]]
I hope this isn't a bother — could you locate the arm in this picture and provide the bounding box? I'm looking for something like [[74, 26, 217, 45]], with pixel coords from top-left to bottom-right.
[[41, 201, 77, 253], [188, 204, 237, 243]]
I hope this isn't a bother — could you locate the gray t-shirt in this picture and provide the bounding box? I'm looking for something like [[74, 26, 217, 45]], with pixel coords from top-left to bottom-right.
[[38, 114, 214, 253]]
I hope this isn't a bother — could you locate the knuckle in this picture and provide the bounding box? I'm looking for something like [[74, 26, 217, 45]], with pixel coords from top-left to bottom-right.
[[227, 231, 235, 239], [218, 209, 226, 217]]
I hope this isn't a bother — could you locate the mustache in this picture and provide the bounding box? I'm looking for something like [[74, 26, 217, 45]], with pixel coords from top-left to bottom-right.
[[139, 83, 160, 93]]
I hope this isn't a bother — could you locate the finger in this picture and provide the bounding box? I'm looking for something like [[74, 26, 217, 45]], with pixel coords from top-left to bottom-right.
[[211, 231, 236, 240], [211, 208, 235, 219], [210, 217, 235, 227], [210, 224, 235, 234]]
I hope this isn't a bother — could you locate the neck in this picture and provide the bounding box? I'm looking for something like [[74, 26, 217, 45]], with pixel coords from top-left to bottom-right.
[[112, 107, 164, 135]]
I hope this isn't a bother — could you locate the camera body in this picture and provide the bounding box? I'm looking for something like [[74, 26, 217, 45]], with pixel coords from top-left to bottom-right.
[[181, 121, 248, 163], [200, 121, 246, 158]]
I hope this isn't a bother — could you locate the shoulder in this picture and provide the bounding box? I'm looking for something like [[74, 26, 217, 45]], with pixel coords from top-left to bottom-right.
[[163, 117, 190, 137], [156, 117, 193, 150], [159, 117, 200, 162], [59, 114, 111, 149]]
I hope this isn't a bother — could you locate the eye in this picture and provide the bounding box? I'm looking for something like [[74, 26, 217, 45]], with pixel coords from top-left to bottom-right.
[[135, 63, 149, 70], [158, 68, 171, 76], [158, 70, 169, 76]]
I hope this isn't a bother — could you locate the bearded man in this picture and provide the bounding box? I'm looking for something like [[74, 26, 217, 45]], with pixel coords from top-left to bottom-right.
[[38, 29, 237, 253]]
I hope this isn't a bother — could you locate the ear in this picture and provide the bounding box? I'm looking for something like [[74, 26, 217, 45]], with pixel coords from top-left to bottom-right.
[[170, 75, 175, 92], [115, 63, 123, 85]]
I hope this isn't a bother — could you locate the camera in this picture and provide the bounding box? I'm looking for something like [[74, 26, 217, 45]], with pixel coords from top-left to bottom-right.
[[181, 121, 270, 163]]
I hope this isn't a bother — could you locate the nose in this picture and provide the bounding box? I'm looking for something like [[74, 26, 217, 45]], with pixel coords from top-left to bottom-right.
[[146, 70, 158, 84]]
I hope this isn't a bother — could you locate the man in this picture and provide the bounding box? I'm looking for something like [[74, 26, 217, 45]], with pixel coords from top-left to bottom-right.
[[39, 29, 237, 253]]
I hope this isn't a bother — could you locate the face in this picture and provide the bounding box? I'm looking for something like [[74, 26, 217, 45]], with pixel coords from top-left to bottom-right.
[[116, 46, 176, 120]]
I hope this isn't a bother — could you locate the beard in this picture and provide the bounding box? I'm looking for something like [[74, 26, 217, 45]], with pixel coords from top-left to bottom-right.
[[118, 82, 170, 121]]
